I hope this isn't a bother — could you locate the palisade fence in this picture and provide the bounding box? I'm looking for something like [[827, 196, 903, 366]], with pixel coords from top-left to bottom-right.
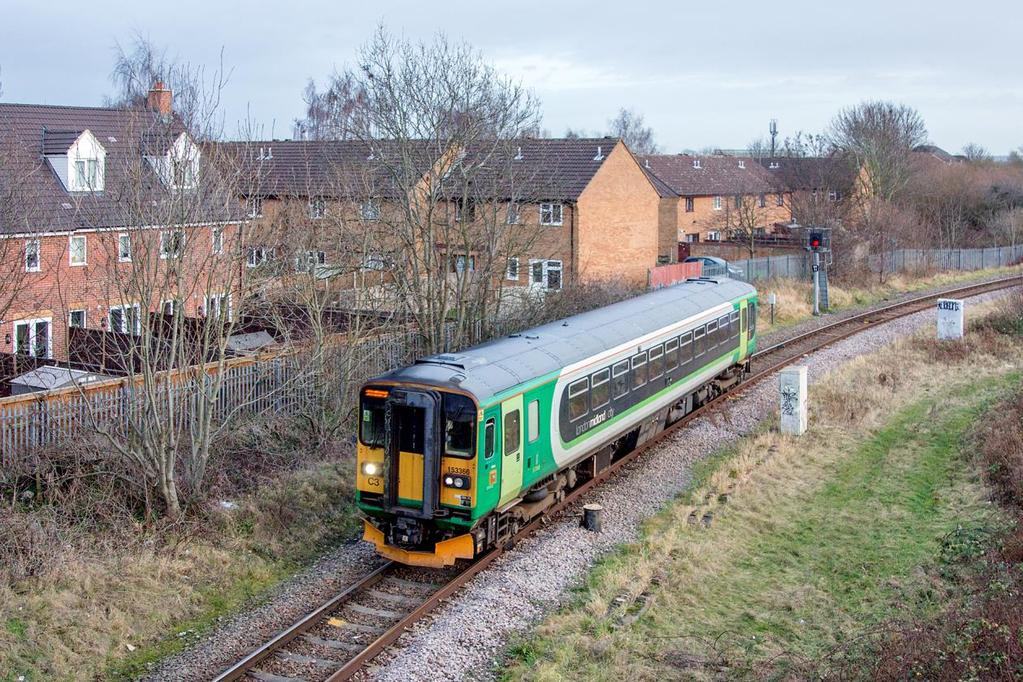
[[700, 244, 1023, 282]]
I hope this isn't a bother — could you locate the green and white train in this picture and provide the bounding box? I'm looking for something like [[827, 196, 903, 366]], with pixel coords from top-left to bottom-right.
[[356, 277, 758, 567]]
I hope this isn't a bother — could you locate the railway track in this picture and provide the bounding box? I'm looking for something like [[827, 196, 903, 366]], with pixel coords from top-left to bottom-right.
[[212, 273, 1022, 682]]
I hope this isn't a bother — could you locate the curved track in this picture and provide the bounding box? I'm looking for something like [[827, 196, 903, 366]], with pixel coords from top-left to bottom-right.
[[213, 273, 1022, 682]]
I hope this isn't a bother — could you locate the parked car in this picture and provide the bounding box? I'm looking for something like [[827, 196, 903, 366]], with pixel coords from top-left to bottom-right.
[[684, 255, 744, 279]]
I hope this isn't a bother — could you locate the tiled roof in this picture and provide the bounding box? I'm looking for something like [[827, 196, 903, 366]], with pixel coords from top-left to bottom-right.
[[640, 154, 780, 197], [214, 136, 624, 203], [757, 156, 859, 193], [0, 103, 239, 235]]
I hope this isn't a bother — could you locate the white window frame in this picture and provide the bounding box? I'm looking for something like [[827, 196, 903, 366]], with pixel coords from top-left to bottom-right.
[[506, 203, 521, 225], [159, 230, 184, 259], [204, 293, 233, 322], [528, 259, 563, 291], [295, 250, 326, 273], [707, 230, 721, 242], [713, 196, 723, 211], [828, 190, 839, 202], [360, 198, 380, 221], [362, 253, 387, 271], [108, 303, 141, 334], [161, 299, 179, 317], [68, 235, 87, 266], [13, 317, 52, 358], [506, 257, 519, 281], [247, 197, 263, 218], [24, 239, 41, 272], [540, 202, 563, 226], [776, 193, 785, 207], [212, 227, 224, 255], [246, 246, 270, 268], [118, 233, 132, 262], [68, 309, 87, 328], [308, 197, 326, 219]]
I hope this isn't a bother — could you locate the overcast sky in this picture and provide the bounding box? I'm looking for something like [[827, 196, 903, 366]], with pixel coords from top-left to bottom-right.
[[2, 0, 1021, 154]]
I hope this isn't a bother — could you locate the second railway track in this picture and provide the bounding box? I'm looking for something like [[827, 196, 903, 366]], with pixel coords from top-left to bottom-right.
[[213, 273, 1022, 682]]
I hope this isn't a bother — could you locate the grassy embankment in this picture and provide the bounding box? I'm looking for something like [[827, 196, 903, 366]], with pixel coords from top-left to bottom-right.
[[503, 294, 1023, 680], [756, 264, 1020, 335]]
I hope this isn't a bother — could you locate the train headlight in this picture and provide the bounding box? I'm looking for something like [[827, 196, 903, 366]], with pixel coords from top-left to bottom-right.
[[362, 462, 381, 477], [442, 474, 471, 491]]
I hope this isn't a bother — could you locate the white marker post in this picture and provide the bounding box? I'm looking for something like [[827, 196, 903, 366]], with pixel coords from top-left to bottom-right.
[[936, 299, 964, 340], [779, 366, 808, 436]]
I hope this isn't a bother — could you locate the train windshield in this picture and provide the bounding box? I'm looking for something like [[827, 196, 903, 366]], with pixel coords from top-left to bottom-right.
[[360, 394, 386, 447], [443, 393, 475, 458]]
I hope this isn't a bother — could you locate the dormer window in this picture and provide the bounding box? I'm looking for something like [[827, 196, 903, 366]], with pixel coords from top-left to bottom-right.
[[146, 132, 200, 191], [45, 129, 106, 192], [693, 159, 702, 169], [738, 160, 745, 169]]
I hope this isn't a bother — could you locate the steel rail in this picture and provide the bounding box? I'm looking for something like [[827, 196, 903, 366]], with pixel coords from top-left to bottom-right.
[[215, 272, 1021, 682]]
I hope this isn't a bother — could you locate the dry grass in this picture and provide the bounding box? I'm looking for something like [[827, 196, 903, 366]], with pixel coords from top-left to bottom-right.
[[0, 455, 360, 680], [504, 298, 1023, 682], [755, 264, 1021, 335]]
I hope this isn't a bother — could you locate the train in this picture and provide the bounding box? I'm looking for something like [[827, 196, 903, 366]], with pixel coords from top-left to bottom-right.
[[355, 277, 759, 567]]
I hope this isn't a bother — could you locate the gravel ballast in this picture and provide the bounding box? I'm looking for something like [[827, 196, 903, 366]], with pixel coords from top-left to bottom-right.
[[366, 289, 1015, 682]]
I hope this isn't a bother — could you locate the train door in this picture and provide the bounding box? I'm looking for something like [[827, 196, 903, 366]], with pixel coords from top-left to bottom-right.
[[499, 395, 524, 505], [738, 302, 748, 358], [384, 389, 440, 518]]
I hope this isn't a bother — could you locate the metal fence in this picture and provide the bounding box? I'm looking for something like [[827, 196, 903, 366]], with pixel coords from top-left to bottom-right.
[[703, 245, 1023, 282]]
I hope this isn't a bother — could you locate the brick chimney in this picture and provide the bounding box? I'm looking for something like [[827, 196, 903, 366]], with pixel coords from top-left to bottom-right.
[[147, 81, 172, 116]]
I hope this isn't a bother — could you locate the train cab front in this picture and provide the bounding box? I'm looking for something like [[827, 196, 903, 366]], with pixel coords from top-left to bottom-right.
[[356, 385, 480, 568]]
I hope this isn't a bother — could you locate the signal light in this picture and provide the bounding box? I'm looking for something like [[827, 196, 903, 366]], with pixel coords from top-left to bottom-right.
[[808, 231, 823, 251], [364, 388, 389, 398]]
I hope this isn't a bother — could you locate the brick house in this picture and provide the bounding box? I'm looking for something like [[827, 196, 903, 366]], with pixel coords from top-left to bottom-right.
[[0, 85, 243, 361], [641, 154, 791, 247], [758, 156, 859, 228], [218, 136, 663, 291]]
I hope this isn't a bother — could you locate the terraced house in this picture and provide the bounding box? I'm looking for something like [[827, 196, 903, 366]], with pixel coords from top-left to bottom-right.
[[641, 154, 792, 247], [219, 136, 664, 292], [0, 84, 243, 361]]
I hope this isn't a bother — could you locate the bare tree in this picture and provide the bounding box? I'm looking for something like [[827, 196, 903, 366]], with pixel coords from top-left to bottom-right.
[[962, 142, 992, 163], [292, 76, 365, 140], [608, 108, 658, 154], [829, 101, 927, 205]]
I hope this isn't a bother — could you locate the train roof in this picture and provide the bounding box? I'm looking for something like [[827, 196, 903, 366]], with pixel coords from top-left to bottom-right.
[[371, 278, 756, 401]]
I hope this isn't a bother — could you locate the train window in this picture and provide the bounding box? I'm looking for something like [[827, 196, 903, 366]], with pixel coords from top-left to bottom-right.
[[680, 332, 693, 368], [665, 338, 679, 371], [612, 360, 630, 399], [484, 418, 496, 459], [568, 378, 589, 421], [749, 302, 758, 339], [591, 368, 611, 409], [631, 352, 647, 390], [444, 393, 475, 458], [649, 345, 665, 380], [718, 315, 729, 343], [396, 406, 426, 454], [359, 394, 386, 447], [504, 409, 521, 454], [528, 400, 540, 442], [730, 311, 740, 339], [706, 321, 718, 349], [694, 327, 706, 357]]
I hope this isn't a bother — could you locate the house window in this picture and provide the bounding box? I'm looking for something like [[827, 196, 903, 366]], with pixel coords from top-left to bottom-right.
[[758, 194, 766, 208], [295, 250, 326, 273], [734, 195, 742, 209], [69, 310, 86, 328], [171, 158, 197, 189], [360, 199, 380, 221], [308, 197, 326, 219], [829, 190, 840, 202], [685, 233, 699, 244], [540, 202, 563, 226], [707, 231, 721, 241], [24, 239, 41, 272], [454, 199, 475, 223], [66, 235, 86, 266], [160, 230, 184, 259], [162, 300, 178, 316], [684, 197, 694, 212], [108, 304, 140, 334], [118, 233, 131, 262], [529, 259, 562, 290], [450, 254, 476, 274], [713, 196, 723, 211], [776, 193, 784, 207], [14, 318, 51, 358], [738, 160, 746, 169], [212, 227, 224, 255], [693, 159, 702, 169], [506, 203, 521, 225], [205, 293, 231, 321], [74, 158, 100, 190], [248, 197, 263, 218], [247, 247, 270, 268], [506, 257, 519, 281], [363, 254, 387, 271]]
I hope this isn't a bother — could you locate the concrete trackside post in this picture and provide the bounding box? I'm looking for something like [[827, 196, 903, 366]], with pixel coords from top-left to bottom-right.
[[779, 366, 808, 436], [937, 299, 965, 340]]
